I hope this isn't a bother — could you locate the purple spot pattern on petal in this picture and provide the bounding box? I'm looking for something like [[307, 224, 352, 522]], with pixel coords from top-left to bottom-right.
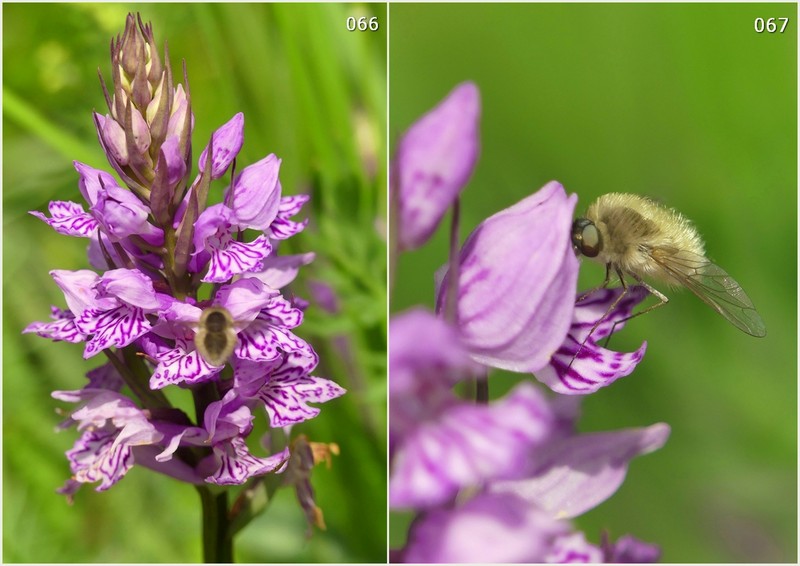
[[206, 437, 288, 485], [268, 195, 309, 240], [533, 286, 649, 395], [260, 374, 346, 427], [66, 428, 135, 491], [203, 235, 272, 283], [261, 295, 303, 328], [78, 305, 151, 358], [23, 307, 86, 343], [235, 313, 313, 362], [150, 349, 222, 390], [30, 201, 99, 237]]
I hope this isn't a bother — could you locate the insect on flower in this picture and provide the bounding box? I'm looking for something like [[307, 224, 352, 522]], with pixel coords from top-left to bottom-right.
[[195, 307, 238, 366], [571, 193, 766, 343]]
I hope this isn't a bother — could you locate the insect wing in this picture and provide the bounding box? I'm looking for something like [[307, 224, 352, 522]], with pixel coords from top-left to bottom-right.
[[649, 248, 766, 337]]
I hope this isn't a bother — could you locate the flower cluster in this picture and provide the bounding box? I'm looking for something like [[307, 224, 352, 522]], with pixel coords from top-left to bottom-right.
[[25, 14, 344, 498], [390, 83, 667, 562]]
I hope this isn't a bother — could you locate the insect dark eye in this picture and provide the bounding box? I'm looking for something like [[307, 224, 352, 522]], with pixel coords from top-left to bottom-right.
[[571, 218, 602, 258]]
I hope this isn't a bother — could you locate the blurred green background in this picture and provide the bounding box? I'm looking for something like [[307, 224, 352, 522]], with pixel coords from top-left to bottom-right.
[[390, 3, 796, 563], [4, 3, 386, 563]]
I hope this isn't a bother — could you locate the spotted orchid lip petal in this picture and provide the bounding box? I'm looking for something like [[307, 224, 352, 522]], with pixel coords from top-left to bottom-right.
[[150, 348, 222, 390], [534, 286, 649, 395], [29, 201, 99, 238], [438, 181, 579, 373], [393, 81, 481, 251], [234, 355, 345, 427], [78, 305, 152, 359], [491, 423, 671, 520], [227, 153, 282, 230], [202, 235, 273, 284], [390, 382, 554, 509], [235, 315, 314, 362], [266, 194, 310, 240], [51, 389, 163, 492], [23, 307, 86, 343], [197, 112, 244, 180], [206, 437, 289, 486]]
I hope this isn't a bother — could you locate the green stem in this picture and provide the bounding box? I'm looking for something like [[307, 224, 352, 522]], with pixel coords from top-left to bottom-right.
[[444, 198, 461, 325], [197, 486, 233, 563]]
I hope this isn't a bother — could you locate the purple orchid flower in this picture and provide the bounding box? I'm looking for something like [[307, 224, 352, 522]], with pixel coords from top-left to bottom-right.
[[389, 309, 555, 509], [26, 16, 344, 539], [392, 81, 480, 251]]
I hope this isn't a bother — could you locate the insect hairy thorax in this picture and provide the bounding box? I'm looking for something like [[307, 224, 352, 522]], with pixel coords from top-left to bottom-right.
[[195, 306, 238, 367]]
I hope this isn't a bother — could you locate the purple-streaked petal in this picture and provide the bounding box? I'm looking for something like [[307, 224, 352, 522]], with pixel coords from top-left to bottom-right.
[[491, 423, 670, 519], [258, 370, 345, 427], [535, 287, 649, 395], [150, 348, 222, 389], [29, 201, 98, 237], [267, 195, 309, 240], [393, 82, 480, 251], [390, 382, 554, 509], [206, 437, 288, 486], [261, 295, 304, 328], [227, 153, 282, 230], [202, 235, 273, 284], [77, 305, 151, 358], [248, 252, 315, 289], [235, 313, 313, 362], [197, 112, 244, 180], [438, 181, 579, 373], [53, 390, 162, 492], [98, 268, 160, 310], [402, 492, 569, 563], [65, 428, 135, 491], [23, 307, 86, 343]]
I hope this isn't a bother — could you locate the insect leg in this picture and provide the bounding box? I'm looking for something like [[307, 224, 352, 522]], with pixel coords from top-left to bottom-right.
[[568, 266, 629, 370], [577, 263, 612, 303], [604, 272, 670, 342]]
